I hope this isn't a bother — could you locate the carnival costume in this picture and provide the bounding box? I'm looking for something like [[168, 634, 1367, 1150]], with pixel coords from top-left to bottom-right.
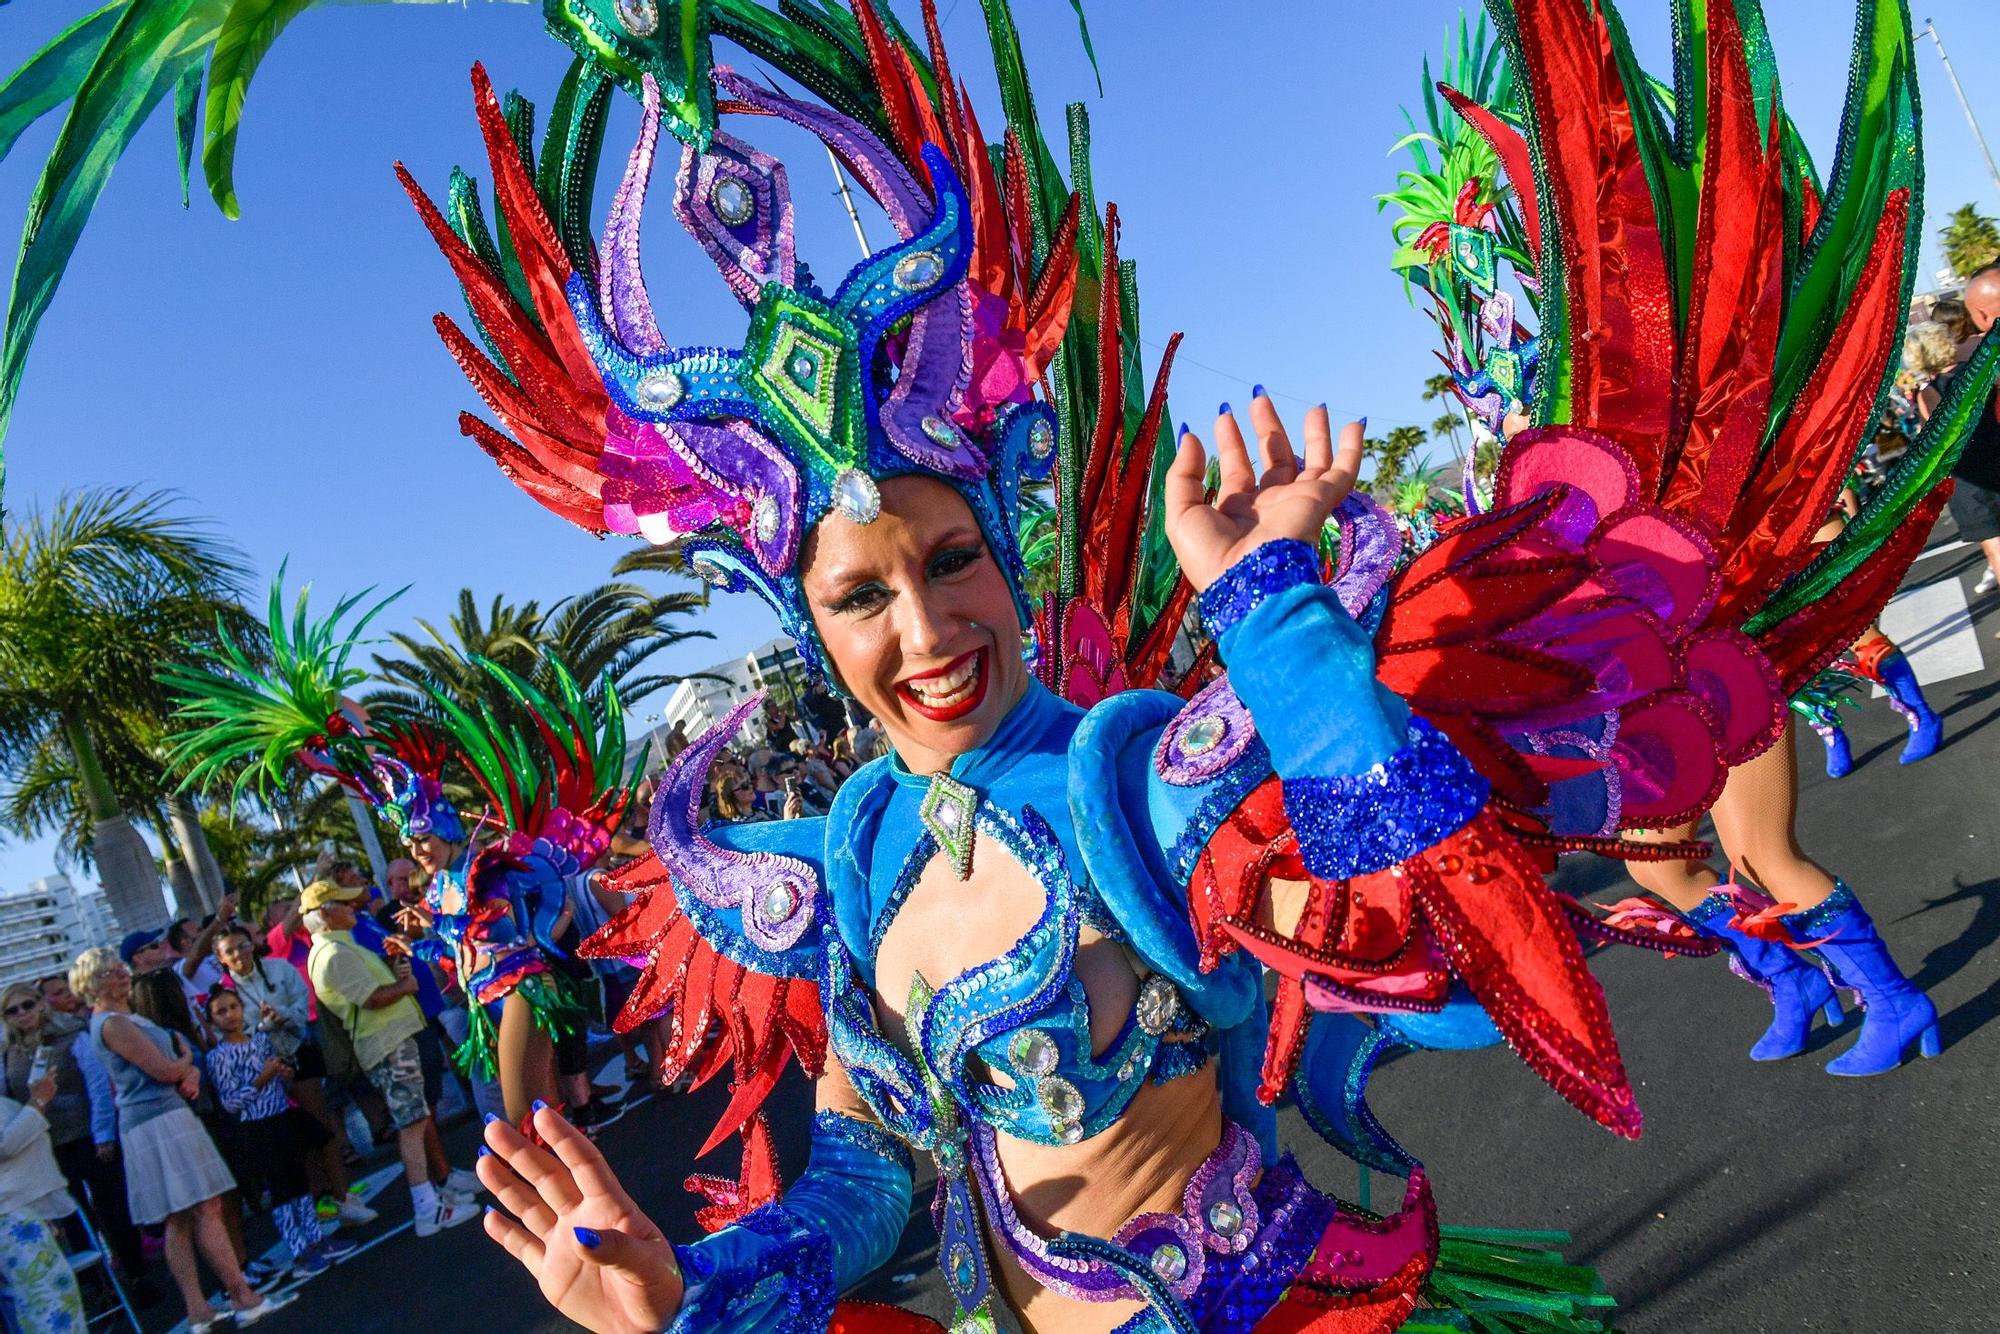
[[163, 582, 630, 1081], [1384, 1, 1999, 1078], [382, 0, 1871, 1327]]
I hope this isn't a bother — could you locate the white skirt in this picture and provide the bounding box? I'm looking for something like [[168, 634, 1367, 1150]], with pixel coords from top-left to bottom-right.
[[120, 1105, 236, 1224]]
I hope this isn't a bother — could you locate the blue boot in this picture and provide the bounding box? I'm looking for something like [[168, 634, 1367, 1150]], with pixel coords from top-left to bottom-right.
[[1873, 650, 1943, 765], [1685, 891, 1843, 1061], [1813, 721, 1853, 779], [1784, 883, 1940, 1076]]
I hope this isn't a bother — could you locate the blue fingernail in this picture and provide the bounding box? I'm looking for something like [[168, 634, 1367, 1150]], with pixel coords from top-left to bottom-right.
[[483, 1113, 501, 1125], [477, 1145, 492, 1158], [531, 1099, 549, 1112], [574, 1226, 601, 1250], [1317, 402, 1327, 411], [1252, 384, 1266, 399], [1359, 416, 1369, 432], [1178, 421, 1189, 438], [1219, 402, 1231, 415]]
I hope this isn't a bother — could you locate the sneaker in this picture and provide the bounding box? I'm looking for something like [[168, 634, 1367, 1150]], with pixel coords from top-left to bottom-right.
[[1977, 566, 1998, 595], [244, 1256, 290, 1287], [414, 1197, 482, 1237], [441, 1167, 481, 1202], [295, 1237, 360, 1276], [336, 1196, 380, 1225], [234, 1290, 298, 1326]]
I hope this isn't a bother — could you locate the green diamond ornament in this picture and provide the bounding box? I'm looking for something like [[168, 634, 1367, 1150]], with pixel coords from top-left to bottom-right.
[[742, 289, 863, 480], [920, 772, 979, 880], [1449, 223, 1498, 293], [1486, 347, 1526, 401]]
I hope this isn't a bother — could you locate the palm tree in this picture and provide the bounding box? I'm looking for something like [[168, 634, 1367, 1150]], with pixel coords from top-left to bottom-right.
[[0, 488, 252, 930], [1941, 203, 2000, 281], [1431, 412, 1465, 454], [370, 581, 713, 735], [1367, 425, 1430, 499]]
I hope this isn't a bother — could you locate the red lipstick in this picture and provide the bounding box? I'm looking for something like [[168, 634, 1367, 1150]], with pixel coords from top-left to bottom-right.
[[898, 647, 989, 722]]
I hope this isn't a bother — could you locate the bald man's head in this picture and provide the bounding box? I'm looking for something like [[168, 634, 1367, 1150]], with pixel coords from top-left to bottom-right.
[[1966, 266, 2000, 334]]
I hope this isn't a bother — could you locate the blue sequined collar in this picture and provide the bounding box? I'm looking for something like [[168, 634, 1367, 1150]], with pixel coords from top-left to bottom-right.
[[884, 680, 1074, 798]]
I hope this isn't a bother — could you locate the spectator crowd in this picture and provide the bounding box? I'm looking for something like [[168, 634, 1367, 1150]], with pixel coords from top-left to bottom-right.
[[0, 682, 896, 1329], [0, 843, 652, 1332]]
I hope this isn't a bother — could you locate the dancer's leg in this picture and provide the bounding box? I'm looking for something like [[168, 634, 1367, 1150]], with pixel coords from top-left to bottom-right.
[[1622, 820, 1717, 913], [496, 991, 557, 1123], [1709, 721, 1837, 912]]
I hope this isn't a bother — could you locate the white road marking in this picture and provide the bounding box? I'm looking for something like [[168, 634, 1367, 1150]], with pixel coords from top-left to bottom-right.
[[1872, 575, 1985, 693], [1912, 539, 1969, 564]]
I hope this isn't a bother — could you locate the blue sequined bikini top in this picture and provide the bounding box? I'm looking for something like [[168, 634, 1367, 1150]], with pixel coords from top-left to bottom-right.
[[849, 801, 1212, 1149]]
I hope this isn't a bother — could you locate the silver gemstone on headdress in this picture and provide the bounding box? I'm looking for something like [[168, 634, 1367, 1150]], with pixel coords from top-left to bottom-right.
[[1150, 1243, 1188, 1283], [690, 556, 730, 588], [832, 469, 881, 525], [711, 175, 755, 227], [1028, 417, 1056, 459], [893, 250, 944, 292], [752, 495, 780, 545], [635, 369, 684, 410], [1207, 1201, 1244, 1239], [613, 0, 658, 37], [922, 414, 959, 447]]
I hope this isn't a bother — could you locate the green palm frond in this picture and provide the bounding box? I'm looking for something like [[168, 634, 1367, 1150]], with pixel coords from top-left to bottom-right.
[[0, 0, 521, 500]]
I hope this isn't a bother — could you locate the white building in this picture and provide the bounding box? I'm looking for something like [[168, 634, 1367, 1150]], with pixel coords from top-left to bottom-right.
[[0, 874, 116, 990], [629, 637, 820, 774]]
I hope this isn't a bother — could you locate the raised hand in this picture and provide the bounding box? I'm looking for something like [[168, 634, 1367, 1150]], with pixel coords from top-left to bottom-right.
[[1163, 393, 1366, 593], [480, 1105, 684, 1334]]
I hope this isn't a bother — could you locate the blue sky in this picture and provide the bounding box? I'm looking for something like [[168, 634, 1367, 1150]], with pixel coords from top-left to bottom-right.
[[3, 0, 1998, 891]]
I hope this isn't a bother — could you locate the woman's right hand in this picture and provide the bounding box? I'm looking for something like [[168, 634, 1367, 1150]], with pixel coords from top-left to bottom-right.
[[480, 1105, 684, 1334]]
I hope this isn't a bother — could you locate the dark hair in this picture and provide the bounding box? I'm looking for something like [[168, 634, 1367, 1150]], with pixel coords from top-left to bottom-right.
[[35, 974, 66, 992], [205, 982, 241, 1013], [131, 971, 204, 1051], [166, 917, 197, 951]]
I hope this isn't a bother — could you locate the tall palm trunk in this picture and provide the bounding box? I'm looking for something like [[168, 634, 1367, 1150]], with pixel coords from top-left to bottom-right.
[[165, 792, 226, 911], [62, 709, 168, 931], [344, 790, 389, 888], [158, 835, 204, 921]]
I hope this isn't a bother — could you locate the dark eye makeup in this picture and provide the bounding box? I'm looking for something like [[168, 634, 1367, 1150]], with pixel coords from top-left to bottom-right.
[[821, 538, 987, 616]]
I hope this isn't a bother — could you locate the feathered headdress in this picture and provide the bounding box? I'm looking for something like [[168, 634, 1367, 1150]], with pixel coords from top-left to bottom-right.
[[401, 50, 1081, 680]]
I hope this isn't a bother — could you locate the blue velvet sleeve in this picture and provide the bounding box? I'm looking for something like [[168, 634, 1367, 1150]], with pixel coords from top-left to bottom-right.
[[666, 1110, 913, 1332], [1199, 539, 1488, 880]]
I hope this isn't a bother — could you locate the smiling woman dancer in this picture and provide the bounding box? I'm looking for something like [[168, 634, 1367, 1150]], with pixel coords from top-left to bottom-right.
[[389, 0, 1808, 1328]]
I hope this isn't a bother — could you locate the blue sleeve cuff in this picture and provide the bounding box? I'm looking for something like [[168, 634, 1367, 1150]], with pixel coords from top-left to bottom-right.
[[1281, 717, 1489, 880], [1198, 538, 1322, 638], [669, 1205, 836, 1334]]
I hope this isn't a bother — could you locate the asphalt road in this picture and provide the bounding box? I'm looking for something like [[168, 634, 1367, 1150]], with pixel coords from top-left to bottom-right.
[[122, 520, 1999, 1334]]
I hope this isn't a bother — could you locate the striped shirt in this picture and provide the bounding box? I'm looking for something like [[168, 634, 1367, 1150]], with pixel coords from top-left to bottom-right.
[[207, 1032, 289, 1122]]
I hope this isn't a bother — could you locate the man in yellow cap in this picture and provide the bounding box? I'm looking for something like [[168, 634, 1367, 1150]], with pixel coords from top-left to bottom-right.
[[301, 880, 479, 1237]]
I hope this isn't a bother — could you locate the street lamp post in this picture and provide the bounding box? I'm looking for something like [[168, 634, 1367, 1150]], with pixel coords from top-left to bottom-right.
[[1924, 20, 2000, 201]]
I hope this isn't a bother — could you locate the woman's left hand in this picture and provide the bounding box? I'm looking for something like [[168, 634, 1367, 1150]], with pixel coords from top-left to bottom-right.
[[1164, 396, 1365, 593]]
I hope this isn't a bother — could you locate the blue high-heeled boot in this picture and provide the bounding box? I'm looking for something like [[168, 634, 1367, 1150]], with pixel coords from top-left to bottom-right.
[[1784, 883, 1940, 1076], [1871, 649, 1943, 765], [1685, 891, 1843, 1060], [1812, 721, 1853, 779]]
